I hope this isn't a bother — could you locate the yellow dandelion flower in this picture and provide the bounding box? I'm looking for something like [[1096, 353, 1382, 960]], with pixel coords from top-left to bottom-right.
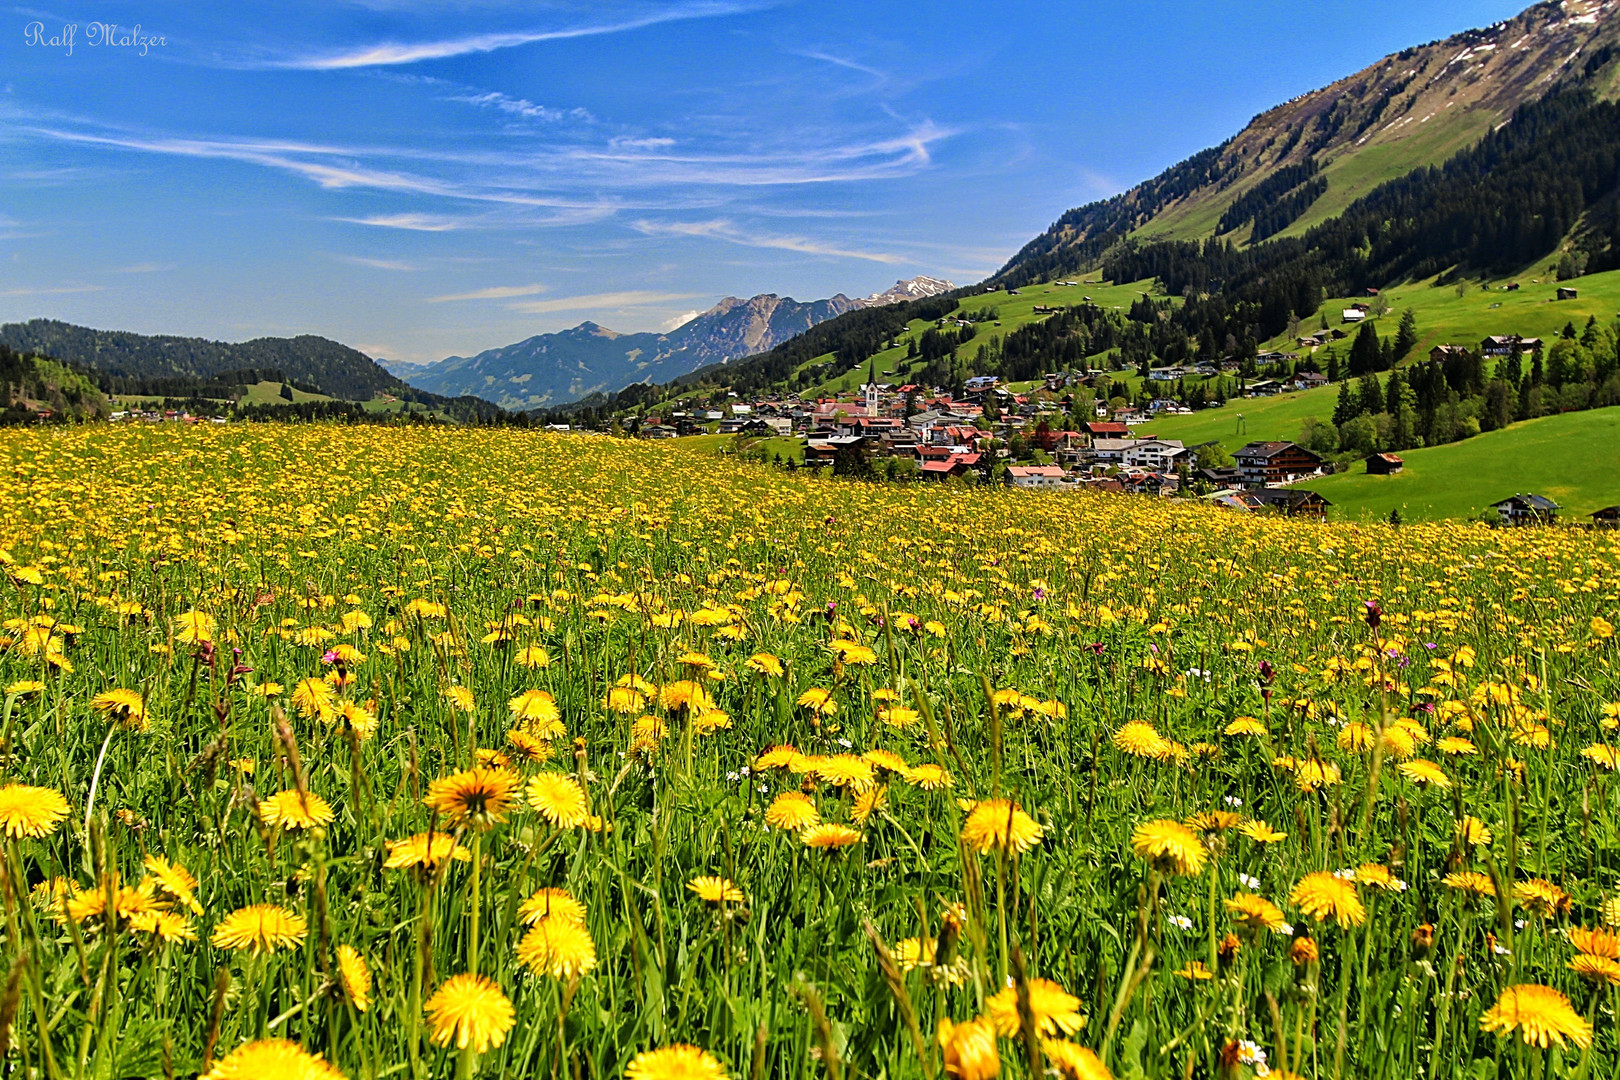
[[936, 1018, 998, 1080], [687, 876, 744, 903], [811, 755, 875, 792], [1130, 819, 1206, 876], [517, 887, 587, 926], [1571, 926, 1620, 959], [144, 854, 203, 914], [1397, 759, 1451, 788], [211, 904, 308, 954], [1224, 716, 1267, 737], [765, 792, 820, 831], [175, 609, 217, 645], [605, 686, 646, 714], [984, 977, 1085, 1036], [423, 767, 518, 829], [1240, 820, 1287, 843], [91, 688, 148, 731], [801, 823, 863, 849], [515, 646, 551, 669], [200, 1039, 345, 1080], [517, 917, 598, 979], [0, 783, 71, 839], [879, 706, 920, 729], [745, 653, 784, 678], [1226, 893, 1289, 935], [509, 690, 564, 738], [526, 773, 589, 828], [1443, 871, 1497, 898], [337, 945, 372, 1011], [505, 729, 551, 763], [1569, 954, 1620, 986], [1114, 721, 1173, 760], [851, 785, 886, 825], [796, 687, 837, 716], [423, 973, 515, 1054], [624, 1045, 729, 1080], [1290, 872, 1366, 928], [905, 763, 954, 790], [1514, 878, 1571, 918], [259, 790, 335, 831], [962, 799, 1045, 856], [384, 833, 471, 870], [1479, 984, 1592, 1049]]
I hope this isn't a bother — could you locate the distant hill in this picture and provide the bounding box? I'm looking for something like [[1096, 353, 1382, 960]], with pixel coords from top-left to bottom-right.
[[404, 278, 954, 410], [996, 0, 1620, 287], [0, 319, 407, 400], [0, 343, 107, 422], [0, 319, 516, 422]]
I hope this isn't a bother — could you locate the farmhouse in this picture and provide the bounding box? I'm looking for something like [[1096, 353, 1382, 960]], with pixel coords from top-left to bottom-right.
[[1557, 287, 1580, 301], [1429, 345, 1471, 363], [1249, 489, 1333, 519], [1233, 441, 1324, 487], [1342, 309, 1367, 323], [1365, 453, 1405, 476], [1492, 493, 1560, 525], [1005, 465, 1067, 489], [1481, 335, 1543, 357], [1589, 506, 1619, 528]]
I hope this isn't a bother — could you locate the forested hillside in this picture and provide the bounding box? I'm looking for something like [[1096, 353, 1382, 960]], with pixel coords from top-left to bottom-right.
[[0, 319, 405, 400]]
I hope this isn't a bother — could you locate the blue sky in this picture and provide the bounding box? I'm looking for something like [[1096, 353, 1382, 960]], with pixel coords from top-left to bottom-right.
[[2, 0, 1528, 363]]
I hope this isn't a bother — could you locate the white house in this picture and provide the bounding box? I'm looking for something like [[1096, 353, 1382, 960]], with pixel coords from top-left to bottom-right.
[[1006, 465, 1067, 489], [1122, 439, 1189, 471]]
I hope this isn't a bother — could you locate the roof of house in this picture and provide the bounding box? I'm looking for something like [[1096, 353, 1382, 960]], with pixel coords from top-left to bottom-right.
[[1368, 453, 1404, 464], [1235, 441, 1309, 460], [1250, 488, 1331, 507], [1494, 493, 1560, 511], [1007, 466, 1066, 478]]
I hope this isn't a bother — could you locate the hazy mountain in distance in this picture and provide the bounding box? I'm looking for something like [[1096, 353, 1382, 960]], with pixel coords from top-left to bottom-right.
[[404, 277, 954, 410]]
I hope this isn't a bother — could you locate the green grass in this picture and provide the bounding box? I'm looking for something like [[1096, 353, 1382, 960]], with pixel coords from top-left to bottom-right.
[[5, 422, 1620, 1080], [796, 278, 1167, 399], [1139, 267, 1620, 452], [1308, 406, 1620, 522], [239, 380, 335, 406], [1278, 269, 1620, 358], [1141, 385, 1359, 451]]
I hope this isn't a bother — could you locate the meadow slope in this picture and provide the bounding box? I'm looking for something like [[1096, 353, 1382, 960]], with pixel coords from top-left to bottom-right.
[[0, 425, 1617, 1080]]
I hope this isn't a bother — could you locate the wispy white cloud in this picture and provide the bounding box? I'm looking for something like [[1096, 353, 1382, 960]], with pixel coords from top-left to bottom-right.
[[25, 125, 629, 215], [632, 218, 906, 264], [451, 90, 591, 124], [335, 212, 466, 231], [0, 284, 105, 296], [428, 283, 549, 302], [660, 309, 703, 332], [505, 290, 700, 314], [112, 261, 175, 273], [274, 2, 772, 70], [798, 50, 888, 83], [337, 255, 420, 271]]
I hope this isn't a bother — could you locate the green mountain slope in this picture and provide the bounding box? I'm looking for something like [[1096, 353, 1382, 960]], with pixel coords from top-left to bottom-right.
[[1308, 406, 1620, 521], [0, 318, 405, 400], [0, 344, 107, 421], [998, 0, 1620, 286]]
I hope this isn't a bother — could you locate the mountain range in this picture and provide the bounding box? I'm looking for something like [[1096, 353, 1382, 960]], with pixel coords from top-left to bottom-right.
[[397, 277, 954, 410]]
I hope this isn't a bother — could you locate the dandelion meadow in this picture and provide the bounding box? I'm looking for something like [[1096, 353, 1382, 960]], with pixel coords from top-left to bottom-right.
[[2, 423, 1619, 1080]]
